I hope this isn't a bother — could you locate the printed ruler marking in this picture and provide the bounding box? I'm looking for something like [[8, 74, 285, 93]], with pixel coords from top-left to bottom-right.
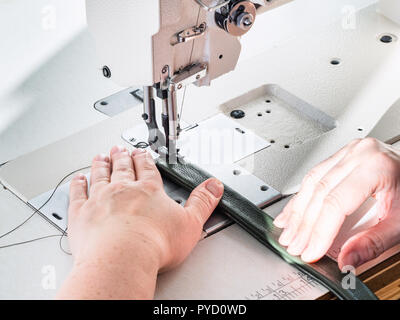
[[245, 270, 321, 300]]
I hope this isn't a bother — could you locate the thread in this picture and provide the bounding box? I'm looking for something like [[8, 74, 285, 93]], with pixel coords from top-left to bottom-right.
[[0, 166, 90, 253], [0, 142, 151, 253]]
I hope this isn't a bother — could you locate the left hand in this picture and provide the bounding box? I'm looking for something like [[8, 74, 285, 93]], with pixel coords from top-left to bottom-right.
[[57, 146, 224, 299]]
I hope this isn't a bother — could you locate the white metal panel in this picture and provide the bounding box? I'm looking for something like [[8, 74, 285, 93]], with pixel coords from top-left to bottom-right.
[[379, 0, 400, 25], [86, 0, 160, 87]]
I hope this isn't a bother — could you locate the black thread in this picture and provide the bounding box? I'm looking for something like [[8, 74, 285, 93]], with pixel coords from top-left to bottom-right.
[[0, 166, 91, 253], [0, 235, 61, 250], [0, 143, 150, 252]]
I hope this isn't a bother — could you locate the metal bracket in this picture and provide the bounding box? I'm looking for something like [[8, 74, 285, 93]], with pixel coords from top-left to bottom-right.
[[194, 0, 230, 12], [174, 22, 207, 45], [170, 63, 208, 90], [94, 87, 143, 117]]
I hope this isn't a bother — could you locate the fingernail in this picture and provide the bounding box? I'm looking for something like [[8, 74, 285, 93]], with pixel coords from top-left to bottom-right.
[[279, 227, 293, 247], [75, 173, 86, 180], [132, 148, 146, 156], [206, 179, 224, 198], [273, 214, 286, 228], [95, 153, 109, 162], [301, 243, 318, 263], [111, 145, 126, 155]]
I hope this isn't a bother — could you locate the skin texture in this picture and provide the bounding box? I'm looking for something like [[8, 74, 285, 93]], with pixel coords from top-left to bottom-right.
[[274, 138, 400, 270], [57, 146, 224, 300]]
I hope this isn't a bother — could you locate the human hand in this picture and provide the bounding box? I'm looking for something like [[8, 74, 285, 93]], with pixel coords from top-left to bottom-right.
[[58, 146, 224, 299], [274, 138, 400, 269]]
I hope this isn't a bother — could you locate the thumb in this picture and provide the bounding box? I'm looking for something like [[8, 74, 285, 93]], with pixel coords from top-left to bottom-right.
[[338, 217, 400, 270], [184, 178, 224, 225]]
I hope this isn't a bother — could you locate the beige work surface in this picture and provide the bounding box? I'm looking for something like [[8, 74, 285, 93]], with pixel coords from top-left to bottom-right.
[[1, 4, 400, 299]]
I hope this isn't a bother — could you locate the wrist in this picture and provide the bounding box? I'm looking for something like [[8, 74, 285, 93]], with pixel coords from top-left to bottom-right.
[[61, 234, 162, 299]]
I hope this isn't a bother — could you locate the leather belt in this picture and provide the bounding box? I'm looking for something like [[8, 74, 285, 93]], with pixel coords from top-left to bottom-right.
[[156, 158, 378, 300]]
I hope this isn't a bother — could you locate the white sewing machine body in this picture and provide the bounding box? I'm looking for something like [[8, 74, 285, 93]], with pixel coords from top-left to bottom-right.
[[1, 0, 400, 299]]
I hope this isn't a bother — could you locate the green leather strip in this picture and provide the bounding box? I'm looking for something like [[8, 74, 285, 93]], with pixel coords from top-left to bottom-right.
[[156, 158, 378, 300]]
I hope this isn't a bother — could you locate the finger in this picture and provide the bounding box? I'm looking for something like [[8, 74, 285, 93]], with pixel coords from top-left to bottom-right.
[[69, 174, 88, 214], [301, 167, 378, 263], [90, 153, 111, 191], [338, 217, 400, 270], [287, 157, 359, 255], [185, 178, 224, 226], [274, 196, 295, 228], [110, 145, 136, 182], [277, 140, 359, 245], [132, 149, 162, 183]]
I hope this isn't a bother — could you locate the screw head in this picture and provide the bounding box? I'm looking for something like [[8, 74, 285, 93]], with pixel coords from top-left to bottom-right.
[[230, 110, 245, 119]]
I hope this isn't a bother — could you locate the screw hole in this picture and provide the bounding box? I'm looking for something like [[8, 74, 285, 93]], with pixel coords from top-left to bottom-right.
[[257, 112, 263, 117], [266, 110, 271, 114], [330, 59, 341, 65], [233, 170, 241, 176], [265, 100, 271, 103], [270, 139, 275, 144], [219, 54, 223, 59], [175, 199, 183, 204], [100, 101, 108, 106], [260, 185, 269, 192], [52, 213, 63, 220], [284, 145, 290, 149], [358, 127, 364, 132], [380, 34, 396, 43]]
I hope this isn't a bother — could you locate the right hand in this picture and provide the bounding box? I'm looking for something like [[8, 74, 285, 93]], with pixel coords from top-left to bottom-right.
[[274, 138, 400, 269]]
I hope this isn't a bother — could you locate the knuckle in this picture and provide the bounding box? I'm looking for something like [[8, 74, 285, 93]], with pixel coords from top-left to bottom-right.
[[303, 169, 319, 186], [351, 138, 362, 145], [358, 137, 379, 150], [92, 160, 110, 169], [116, 165, 135, 175], [315, 179, 330, 194], [323, 192, 343, 213], [192, 190, 215, 212], [372, 150, 397, 170], [109, 181, 130, 194], [364, 232, 385, 259], [142, 157, 156, 171]]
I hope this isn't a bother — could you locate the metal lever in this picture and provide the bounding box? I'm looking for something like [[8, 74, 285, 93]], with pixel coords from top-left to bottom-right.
[[143, 86, 166, 152]]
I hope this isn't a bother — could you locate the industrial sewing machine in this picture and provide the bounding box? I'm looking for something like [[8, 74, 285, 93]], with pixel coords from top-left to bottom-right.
[[86, 0, 294, 162], [1, 0, 400, 299]]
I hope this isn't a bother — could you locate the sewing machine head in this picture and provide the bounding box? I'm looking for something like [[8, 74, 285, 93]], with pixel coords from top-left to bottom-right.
[[86, 0, 292, 161]]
